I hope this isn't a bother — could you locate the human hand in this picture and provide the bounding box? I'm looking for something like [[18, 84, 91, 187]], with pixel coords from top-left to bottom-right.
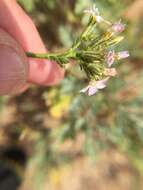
[[0, 0, 64, 95]]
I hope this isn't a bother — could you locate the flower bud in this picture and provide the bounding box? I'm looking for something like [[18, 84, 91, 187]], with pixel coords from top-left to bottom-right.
[[105, 50, 115, 67], [104, 68, 117, 77], [111, 22, 125, 33]]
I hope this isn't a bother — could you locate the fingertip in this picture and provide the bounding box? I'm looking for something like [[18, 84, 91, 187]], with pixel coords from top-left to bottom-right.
[[28, 58, 64, 86]]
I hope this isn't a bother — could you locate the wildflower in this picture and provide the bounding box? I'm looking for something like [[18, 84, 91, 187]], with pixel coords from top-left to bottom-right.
[[26, 5, 129, 96], [80, 78, 109, 96], [105, 50, 115, 67], [111, 21, 125, 33], [117, 51, 130, 60], [84, 5, 111, 24], [105, 50, 129, 67], [104, 68, 117, 77]]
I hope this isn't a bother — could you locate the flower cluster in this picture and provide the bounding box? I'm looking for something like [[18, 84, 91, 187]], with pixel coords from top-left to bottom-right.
[[79, 5, 129, 96], [26, 4, 129, 96]]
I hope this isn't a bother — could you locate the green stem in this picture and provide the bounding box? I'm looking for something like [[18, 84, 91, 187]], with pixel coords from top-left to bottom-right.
[[26, 48, 77, 58], [26, 52, 64, 59], [26, 49, 77, 67]]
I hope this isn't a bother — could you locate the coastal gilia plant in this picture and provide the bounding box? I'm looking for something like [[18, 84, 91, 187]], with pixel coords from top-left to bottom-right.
[[26, 5, 129, 96]]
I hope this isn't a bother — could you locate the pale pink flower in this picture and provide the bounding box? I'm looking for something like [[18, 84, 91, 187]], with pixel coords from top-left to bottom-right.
[[111, 21, 125, 33], [80, 78, 109, 96], [80, 85, 98, 96], [105, 50, 115, 67], [117, 51, 130, 60]]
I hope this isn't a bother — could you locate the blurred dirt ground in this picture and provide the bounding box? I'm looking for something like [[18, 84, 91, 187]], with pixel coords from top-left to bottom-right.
[[0, 68, 143, 188], [0, 99, 142, 190], [20, 151, 142, 190]]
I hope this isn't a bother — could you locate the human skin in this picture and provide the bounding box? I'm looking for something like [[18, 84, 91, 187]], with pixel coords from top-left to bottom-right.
[[0, 0, 64, 95]]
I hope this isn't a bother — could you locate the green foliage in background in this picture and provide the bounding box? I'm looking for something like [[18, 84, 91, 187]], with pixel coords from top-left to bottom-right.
[[18, 0, 143, 165], [8, 0, 143, 189]]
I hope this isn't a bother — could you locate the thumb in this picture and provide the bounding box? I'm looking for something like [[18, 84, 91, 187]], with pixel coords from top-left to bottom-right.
[[0, 29, 29, 96]]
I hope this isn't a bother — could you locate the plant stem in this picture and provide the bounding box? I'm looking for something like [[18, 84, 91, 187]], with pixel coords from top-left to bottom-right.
[[26, 50, 77, 67], [26, 52, 63, 59]]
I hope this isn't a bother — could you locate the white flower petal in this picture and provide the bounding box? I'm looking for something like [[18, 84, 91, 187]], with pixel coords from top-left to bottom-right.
[[88, 86, 98, 96], [96, 78, 109, 89], [96, 82, 106, 89], [117, 51, 130, 59], [96, 16, 104, 23], [80, 86, 90, 94]]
